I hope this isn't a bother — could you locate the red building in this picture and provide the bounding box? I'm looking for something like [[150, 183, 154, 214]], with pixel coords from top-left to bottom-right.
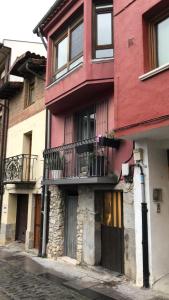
[[114, 0, 169, 289], [34, 0, 135, 281]]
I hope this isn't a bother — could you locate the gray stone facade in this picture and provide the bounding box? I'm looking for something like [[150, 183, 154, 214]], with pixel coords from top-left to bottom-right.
[[47, 186, 65, 259], [47, 183, 136, 282]]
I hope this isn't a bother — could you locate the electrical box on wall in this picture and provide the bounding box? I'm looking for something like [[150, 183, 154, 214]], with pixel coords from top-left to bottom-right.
[[133, 148, 143, 162], [153, 188, 162, 202], [122, 163, 129, 176]]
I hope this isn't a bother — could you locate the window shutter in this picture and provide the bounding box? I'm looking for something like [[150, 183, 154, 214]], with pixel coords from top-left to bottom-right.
[[96, 100, 108, 136], [64, 115, 74, 144]]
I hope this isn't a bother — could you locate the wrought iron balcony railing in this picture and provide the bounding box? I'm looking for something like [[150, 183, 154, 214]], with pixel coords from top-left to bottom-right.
[[3, 154, 38, 184], [43, 137, 115, 183]]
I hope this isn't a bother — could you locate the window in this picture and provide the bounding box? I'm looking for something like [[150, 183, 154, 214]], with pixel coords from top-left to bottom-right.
[[156, 17, 169, 67], [77, 107, 96, 141], [25, 78, 35, 107], [93, 1, 113, 59], [148, 12, 169, 69], [53, 18, 84, 80]]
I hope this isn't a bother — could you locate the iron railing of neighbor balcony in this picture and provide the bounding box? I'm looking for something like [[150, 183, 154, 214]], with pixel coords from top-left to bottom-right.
[[3, 154, 38, 183], [43, 137, 114, 180]]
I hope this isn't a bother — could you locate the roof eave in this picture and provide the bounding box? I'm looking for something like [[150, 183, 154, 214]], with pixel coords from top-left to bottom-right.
[[33, 0, 63, 35]]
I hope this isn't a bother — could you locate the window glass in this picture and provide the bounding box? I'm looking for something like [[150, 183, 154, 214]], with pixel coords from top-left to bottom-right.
[[77, 108, 96, 141], [97, 13, 112, 46], [70, 22, 84, 61], [89, 113, 96, 138], [157, 17, 169, 67], [57, 36, 68, 69], [96, 49, 114, 59]]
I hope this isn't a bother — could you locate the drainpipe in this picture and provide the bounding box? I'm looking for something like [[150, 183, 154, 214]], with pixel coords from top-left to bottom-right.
[[137, 164, 150, 288], [35, 26, 50, 257], [41, 109, 51, 257], [37, 27, 47, 51], [0, 100, 9, 226]]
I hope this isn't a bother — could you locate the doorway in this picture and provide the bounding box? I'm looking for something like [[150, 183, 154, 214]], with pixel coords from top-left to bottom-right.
[[95, 191, 124, 273], [34, 194, 41, 249], [15, 194, 28, 242], [64, 193, 78, 259]]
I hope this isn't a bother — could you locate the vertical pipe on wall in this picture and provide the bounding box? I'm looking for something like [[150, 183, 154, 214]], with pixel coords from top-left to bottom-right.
[[0, 100, 9, 227], [41, 108, 51, 257], [139, 165, 150, 288]]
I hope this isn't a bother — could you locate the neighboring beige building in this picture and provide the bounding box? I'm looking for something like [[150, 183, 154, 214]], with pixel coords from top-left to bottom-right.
[[0, 48, 46, 250]]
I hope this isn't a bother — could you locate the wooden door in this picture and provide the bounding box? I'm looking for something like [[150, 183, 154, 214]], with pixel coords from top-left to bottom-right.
[[64, 195, 77, 259], [15, 194, 28, 242], [101, 191, 124, 273], [34, 194, 41, 249]]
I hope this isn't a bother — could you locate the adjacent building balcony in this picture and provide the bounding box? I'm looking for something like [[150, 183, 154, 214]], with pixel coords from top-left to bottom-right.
[[3, 154, 38, 184], [43, 137, 118, 185]]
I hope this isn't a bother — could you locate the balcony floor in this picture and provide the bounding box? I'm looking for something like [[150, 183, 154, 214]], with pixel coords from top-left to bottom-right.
[[43, 176, 116, 186]]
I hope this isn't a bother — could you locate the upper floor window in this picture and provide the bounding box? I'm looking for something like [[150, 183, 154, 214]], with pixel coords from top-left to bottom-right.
[[25, 78, 35, 107], [93, 1, 113, 59], [156, 16, 169, 67], [77, 107, 96, 141], [148, 11, 169, 69], [53, 17, 84, 80]]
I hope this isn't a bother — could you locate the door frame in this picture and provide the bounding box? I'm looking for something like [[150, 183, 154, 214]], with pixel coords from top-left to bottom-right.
[[15, 194, 28, 243], [95, 190, 124, 274], [34, 194, 41, 249], [64, 191, 78, 259]]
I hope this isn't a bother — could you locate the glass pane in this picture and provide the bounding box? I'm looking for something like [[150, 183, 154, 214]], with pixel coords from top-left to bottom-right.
[[70, 23, 84, 60], [103, 192, 113, 226], [89, 113, 96, 138], [97, 13, 112, 46], [69, 56, 83, 70], [96, 49, 113, 58], [57, 36, 68, 69], [157, 17, 169, 67], [82, 115, 88, 140]]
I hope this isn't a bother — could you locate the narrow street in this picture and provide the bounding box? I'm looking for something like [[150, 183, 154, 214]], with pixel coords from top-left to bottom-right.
[[0, 246, 168, 300], [0, 247, 123, 300]]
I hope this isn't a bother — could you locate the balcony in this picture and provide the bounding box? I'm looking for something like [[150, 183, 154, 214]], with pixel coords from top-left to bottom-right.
[[43, 138, 118, 185], [3, 154, 37, 184]]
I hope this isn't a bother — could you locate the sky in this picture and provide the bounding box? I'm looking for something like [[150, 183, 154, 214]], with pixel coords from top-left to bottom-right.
[[0, 0, 56, 43]]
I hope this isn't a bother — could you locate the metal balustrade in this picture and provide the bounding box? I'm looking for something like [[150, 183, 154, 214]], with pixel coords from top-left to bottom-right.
[[43, 138, 113, 181], [3, 154, 38, 183]]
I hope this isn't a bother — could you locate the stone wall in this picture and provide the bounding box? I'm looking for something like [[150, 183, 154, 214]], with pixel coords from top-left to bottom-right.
[[47, 186, 65, 259], [116, 182, 136, 281], [76, 204, 84, 262]]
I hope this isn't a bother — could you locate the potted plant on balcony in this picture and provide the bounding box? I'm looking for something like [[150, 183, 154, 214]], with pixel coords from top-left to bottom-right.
[[98, 130, 121, 149], [49, 152, 64, 180]]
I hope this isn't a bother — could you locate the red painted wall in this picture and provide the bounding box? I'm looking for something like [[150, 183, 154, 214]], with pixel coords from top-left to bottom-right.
[[114, 0, 169, 136], [43, 0, 133, 176]]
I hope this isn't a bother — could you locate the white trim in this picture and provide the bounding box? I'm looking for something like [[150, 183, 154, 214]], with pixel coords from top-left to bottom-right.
[[139, 62, 169, 81], [92, 57, 114, 63]]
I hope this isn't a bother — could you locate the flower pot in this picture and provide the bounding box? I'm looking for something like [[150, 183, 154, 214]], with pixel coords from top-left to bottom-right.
[[50, 170, 63, 179], [99, 137, 120, 149]]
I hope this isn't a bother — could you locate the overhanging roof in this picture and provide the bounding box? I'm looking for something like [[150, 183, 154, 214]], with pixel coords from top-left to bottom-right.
[[0, 82, 23, 99], [33, 0, 65, 35], [10, 51, 46, 78], [0, 44, 11, 72]]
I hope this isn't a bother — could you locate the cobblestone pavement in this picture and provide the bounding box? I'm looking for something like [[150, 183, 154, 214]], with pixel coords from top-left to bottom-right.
[[0, 246, 168, 300], [0, 250, 90, 300]]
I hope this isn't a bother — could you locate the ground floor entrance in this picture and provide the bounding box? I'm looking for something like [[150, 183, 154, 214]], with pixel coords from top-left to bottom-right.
[[34, 194, 41, 249], [64, 193, 78, 259], [95, 190, 124, 273], [15, 194, 28, 242]]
